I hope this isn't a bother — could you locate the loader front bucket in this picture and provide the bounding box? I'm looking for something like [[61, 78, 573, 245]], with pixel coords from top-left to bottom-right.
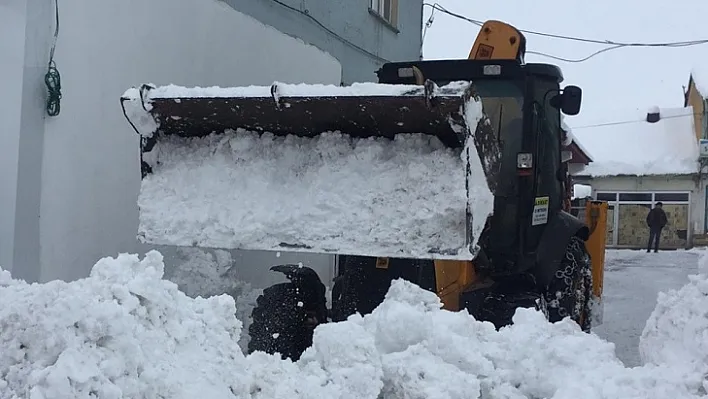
[[120, 80, 501, 261]]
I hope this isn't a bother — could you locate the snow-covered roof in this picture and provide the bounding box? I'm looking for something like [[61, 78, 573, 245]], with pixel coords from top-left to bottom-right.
[[571, 106, 699, 177], [561, 115, 592, 161], [691, 66, 708, 98], [561, 116, 593, 168], [566, 130, 593, 162]]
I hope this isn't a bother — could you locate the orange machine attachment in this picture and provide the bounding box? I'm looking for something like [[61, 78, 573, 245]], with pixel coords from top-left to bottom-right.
[[433, 260, 477, 311], [584, 200, 608, 302], [433, 200, 608, 315], [468, 20, 527, 62]]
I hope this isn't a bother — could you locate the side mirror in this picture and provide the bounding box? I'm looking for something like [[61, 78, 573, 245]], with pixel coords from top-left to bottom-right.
[[550, 85, 582, 116]]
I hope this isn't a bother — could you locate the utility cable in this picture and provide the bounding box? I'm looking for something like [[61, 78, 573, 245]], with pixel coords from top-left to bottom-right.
[[571, 111, 703, 130], [418, 5, 705, 136], [420, 3, 437, 58], [423, 3, 708, 47], [422, 3, 708, 63], [526, 46, 625, 63], [268, 0, 389, 63], [45, 0, 62, 117]]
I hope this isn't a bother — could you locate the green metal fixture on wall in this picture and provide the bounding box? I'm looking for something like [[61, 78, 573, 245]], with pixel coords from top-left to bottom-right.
[[45, 0, 62, 117]]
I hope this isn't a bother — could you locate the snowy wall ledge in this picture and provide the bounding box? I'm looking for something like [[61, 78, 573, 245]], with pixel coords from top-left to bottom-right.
[[0, 250, 707, 398], [120, 86, 160, 139]]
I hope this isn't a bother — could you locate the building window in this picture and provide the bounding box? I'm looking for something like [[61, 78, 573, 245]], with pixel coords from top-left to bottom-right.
[[595, 190, 691, 248], [597, 191, 689, 204], [703, 98, 708, 140], [370, 0, 398, 27], [618, 193, 652, 202], [596, 192, 617, 202], [654, 192, 690, 202]]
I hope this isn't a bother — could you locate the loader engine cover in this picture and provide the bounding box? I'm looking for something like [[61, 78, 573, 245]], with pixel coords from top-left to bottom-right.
[[120, 81, 501, 260]]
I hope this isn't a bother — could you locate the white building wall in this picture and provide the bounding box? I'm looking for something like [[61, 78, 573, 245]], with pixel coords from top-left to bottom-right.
[[694, 179, 707, 235], [0, 0, 27, 275], [2, 0, 342, 287], [589, 175, 701, 245], [589, 175, 697, 193]]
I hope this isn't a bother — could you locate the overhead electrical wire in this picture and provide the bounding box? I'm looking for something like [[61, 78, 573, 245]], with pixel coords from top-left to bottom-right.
[[422, 2, 708, 62], [269, 0, 389, 63], [422, 2, 708, 47], [526, 46, 626, 63], [570, 111, 702, 130], [420, 3, 706, 131], [267, 1, 701, 129]]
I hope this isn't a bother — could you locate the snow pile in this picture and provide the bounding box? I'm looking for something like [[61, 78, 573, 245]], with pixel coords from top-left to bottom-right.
[[2, 251, 707, 398], [572, 106, 699, 177], [314, 281, 702, 399], [160, 247, 262, 352], [137, 130, 487, 260], [640, 247, 708, 385], [161, 247, 239, 297], [0, 251, 252, 399]]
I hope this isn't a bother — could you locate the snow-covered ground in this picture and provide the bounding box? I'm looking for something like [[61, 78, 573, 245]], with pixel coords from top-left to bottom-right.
[[1, 247, 708, 398], [594, 249, 701, 367]]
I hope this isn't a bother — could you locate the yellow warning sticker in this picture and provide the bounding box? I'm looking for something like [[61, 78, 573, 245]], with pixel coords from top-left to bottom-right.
[[532, 196, 550, 226]]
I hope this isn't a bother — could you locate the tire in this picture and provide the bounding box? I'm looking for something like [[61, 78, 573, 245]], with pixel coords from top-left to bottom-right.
[[544, 235, 593, 332], [330, 275, 351, 323], [330, 265, 364, 323], [247, 277, 327, 361], [471, 273, 548, 330], [477, 289, 548, 329]]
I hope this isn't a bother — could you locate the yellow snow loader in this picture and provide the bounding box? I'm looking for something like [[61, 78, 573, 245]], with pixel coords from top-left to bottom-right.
[[120, 20, 608, 361]]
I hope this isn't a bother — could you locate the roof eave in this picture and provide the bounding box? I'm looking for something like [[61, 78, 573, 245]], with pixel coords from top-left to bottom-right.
[[685, 74, 694, 107], [573, 172, 697, 179]]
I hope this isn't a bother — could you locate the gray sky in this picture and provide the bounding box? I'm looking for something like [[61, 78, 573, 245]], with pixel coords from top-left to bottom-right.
[[421, 0, 708, 129]]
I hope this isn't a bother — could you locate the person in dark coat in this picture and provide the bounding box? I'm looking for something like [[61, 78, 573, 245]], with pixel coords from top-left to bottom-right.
[[646, 202, 668, 253]]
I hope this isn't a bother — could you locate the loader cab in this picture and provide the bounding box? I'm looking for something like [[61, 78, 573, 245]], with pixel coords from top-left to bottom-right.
[[376, 59, 583, 274]]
